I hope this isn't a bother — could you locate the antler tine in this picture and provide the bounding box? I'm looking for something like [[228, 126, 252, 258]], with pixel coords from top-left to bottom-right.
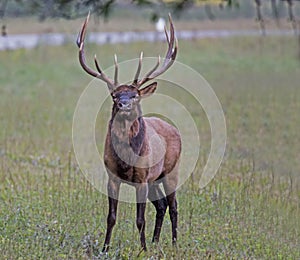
[[145, 55, 161, 78], [164, 13, 175, 62], [114, 54, 119, 86], [164, 25, 170, 45], [77, 12, 115, 91], [77, 12, 98, 78], [76, 12, 89, 48], [93, 54, 115, 91], [136, 14, 177, 88], [150, 38, 177, 79], [94, 54, 102, 73], [136, 56, 161, 87], [133, 52, 143, 86]]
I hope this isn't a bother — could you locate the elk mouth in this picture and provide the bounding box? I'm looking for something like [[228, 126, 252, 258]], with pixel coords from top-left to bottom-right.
[[119, 109, 131, 115], [117, 106, 139, 121], [117, 107, 135, 119]]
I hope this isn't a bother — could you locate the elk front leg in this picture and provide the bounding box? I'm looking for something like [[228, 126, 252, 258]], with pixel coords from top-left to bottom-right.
[[148, 184, 168, 243], [136, 183, 149, 251], [166, 192, 178, 245], [102, 178, 120, 252], [163, 172, 178, 245]]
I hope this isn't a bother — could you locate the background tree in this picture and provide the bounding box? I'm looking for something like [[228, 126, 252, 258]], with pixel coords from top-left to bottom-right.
[[0, 0, 299, 32]]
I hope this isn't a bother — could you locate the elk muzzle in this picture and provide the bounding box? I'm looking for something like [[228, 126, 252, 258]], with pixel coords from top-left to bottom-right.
[[117, 97, 132, 111]]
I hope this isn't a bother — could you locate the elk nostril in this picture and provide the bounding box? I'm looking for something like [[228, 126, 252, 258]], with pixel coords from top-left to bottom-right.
[[118, 101, 131, 109]]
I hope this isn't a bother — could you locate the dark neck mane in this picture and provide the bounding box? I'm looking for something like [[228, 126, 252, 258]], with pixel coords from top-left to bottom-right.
[[109, 104, 145, 171]]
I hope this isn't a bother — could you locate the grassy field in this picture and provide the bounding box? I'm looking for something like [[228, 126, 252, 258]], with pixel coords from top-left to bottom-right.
[[0, 34, 299, 259]]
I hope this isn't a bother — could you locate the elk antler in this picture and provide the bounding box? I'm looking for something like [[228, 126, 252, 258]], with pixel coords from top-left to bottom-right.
[[76, 12, 118, 92], [132, 14, 178, 89]]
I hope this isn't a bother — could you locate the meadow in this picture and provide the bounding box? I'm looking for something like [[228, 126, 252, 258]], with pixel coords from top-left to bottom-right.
[[0, 33, 299, 258]]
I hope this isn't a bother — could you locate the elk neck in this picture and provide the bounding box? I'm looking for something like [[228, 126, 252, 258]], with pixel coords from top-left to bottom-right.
[[109, 102, 146, 158]]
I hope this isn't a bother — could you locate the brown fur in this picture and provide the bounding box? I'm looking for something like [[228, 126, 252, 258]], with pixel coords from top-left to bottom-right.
[[104, 116, 181, 184], [102, 85, 181, 251]]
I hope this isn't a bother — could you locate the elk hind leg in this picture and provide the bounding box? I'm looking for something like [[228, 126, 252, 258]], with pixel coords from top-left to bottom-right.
[[163, 172, 178, 245], [166, 191, 177, 245]]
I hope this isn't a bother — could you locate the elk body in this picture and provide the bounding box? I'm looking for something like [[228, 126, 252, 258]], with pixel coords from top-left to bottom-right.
[[77, 14, 181, 252]]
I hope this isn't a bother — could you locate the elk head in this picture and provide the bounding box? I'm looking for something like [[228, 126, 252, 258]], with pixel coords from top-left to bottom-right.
[[76, 12, 177, 118]]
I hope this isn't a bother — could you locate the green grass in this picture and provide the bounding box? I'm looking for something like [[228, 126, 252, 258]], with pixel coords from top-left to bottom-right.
[[0, 36, 299, 259]]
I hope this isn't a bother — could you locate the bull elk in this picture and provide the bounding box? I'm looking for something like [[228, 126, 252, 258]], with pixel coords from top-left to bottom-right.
[[76, 13, 181, 252]]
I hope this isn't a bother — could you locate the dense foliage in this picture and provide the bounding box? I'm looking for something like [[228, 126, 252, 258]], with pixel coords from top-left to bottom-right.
[[1, 0, 298, 23]]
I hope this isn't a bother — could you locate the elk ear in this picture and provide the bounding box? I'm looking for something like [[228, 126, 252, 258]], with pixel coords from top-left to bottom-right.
[[139, 82, 157, 98]]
